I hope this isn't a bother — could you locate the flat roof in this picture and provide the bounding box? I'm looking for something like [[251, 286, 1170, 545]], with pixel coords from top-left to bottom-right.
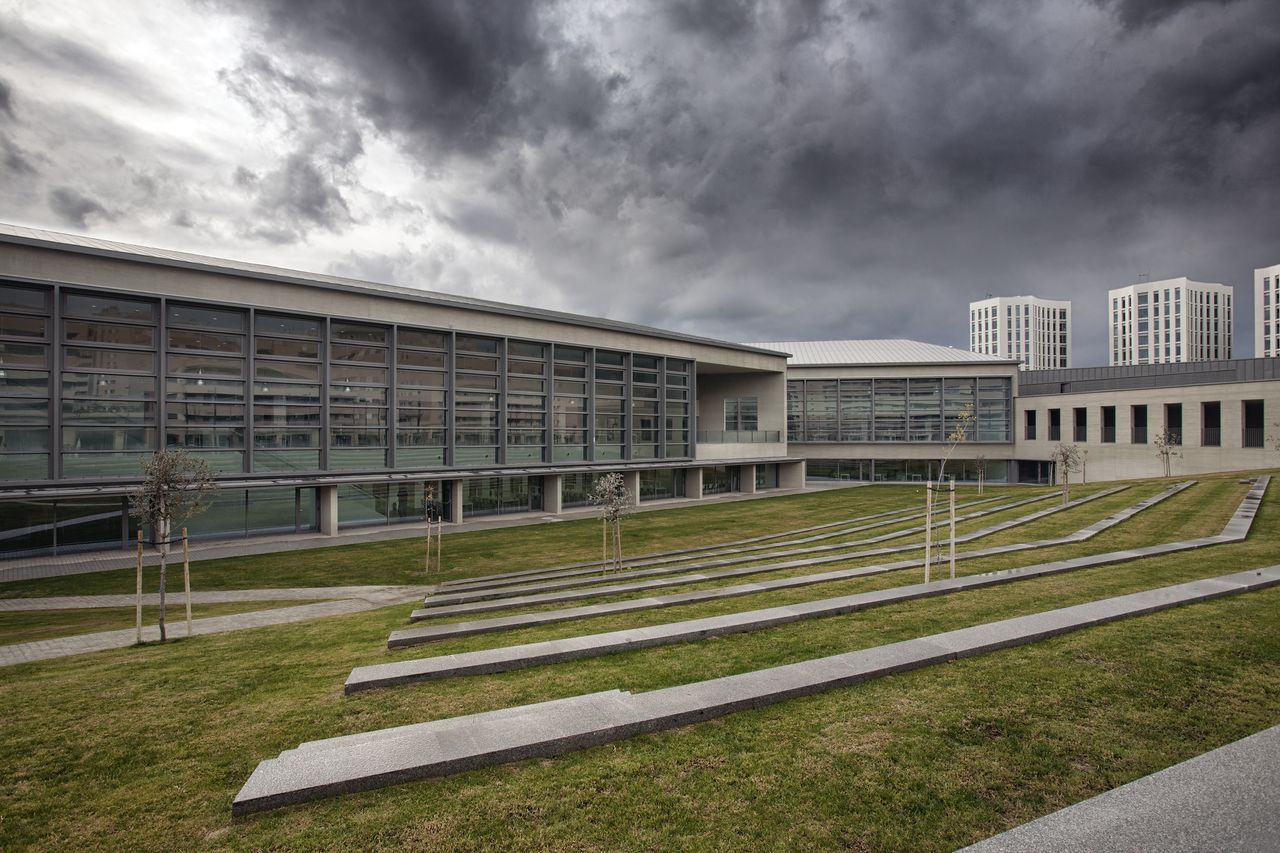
[[0, 222, 785, 358], [1019, 358, 1280, 396], [745, 339, 1018, 367]]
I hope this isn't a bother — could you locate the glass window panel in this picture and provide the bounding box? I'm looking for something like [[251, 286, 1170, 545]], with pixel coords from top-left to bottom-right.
[[596, 351, 625, 366], [254, 429, 321, 448], [0, 313, 47, 338], [0, 426, 49, 451], [554, 380, 587, 395], [456, 335, 498, 354], [0, 454, 49, 481], [554, 363, 587, 379], [508, 341, 544, 358], [0, 398, 49, 422], [552, 412, 588, 429], [255, 337, 319, 359], [456, 355, 498, 372], [254, 383, 321, 405], [0, 284, 49, 313], [397, 349, 446, 369], [593, 382, 623, 397], [331, 343, 388, 364], [64, 293, 155, 322], [167, 328, 243, 354], [456, 429, 499, 446], [456, 391, 500, 410], [329, 428, 387, 447], [62, 426, 154, 451], [872, 379, 907, 441], [508, 377, 544, 393], [167, 303, 245, 331], [329, 364, 386, 385], [254, 406, 321, 427], [595, 368, 625, 382], [554, 345, 587, 362], [166, 403, 245, 426], [0, 341, 47, 368], [2, 369, 51, 395], [332, 322, 387, 344], [63, 347, 153, 372], [398, 328, 448, 350], [507, 393, 545, 411], [255, 313, 320, 338], [166, 377, 243, 402], [666, 374, 688, 387], [397, 387, 446, 407], [667, 360, 689, 373], [397, 428, 446, 446], [252, 447, 320, 472], [61, 399, 153, 423], [456, 411, 499, 429], [62, 373, 154, 399], [908, 378, 942, 442], [633, 385, 659, 399], [166, 428, 245, 449], [329, 386, 386, 406], [396, 409, 446, 428], [330, 407, 388, 427], [167, 354, 243, 377], [507, 412, 545, 429], [633, 355, 659, 370], [507, 359, 545, 376], [456, 373, 498, 390], [396, 368, 446, 388], [256, 360, 321, 382]]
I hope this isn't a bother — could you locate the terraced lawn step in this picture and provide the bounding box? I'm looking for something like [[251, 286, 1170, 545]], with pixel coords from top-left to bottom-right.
[[435, 497, 1006, 586], [439, 496, 1008, 593], [410, 487, 1129, 620], [233, 562, 1280, 815], [391, 482, 1204, 645], [356, 484, 1218, 688]]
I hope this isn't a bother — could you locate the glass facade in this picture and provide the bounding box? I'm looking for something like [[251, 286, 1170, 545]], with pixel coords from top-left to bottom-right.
[[786, 377, 1013, 444], [806, 458, 1009, 483], [639, 468, 686, 501], [0, 281, 697, 482]]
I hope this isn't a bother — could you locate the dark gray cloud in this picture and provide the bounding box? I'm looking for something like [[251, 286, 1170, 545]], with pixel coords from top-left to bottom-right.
[[3, 0, 1279, 363], [48, 186, 117, 229], [0, 78, 13, 118]]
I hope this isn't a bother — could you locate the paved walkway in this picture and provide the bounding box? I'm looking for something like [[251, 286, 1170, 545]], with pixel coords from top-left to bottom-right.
[[958, 724, 1280, 852], [1, 484, 853, 583], [0, 586, 427, 667], [233, 564, 1280, 814], [0, 586, 413, 611]]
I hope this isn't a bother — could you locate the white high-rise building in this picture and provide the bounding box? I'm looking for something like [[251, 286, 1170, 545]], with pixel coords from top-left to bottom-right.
[[1108, 277, 1233, 366], [1256, 263, 1280, 358], [968, 295, 1071, 369]]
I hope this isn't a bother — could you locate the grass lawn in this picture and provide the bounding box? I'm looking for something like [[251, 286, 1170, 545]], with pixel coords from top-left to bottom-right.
[[0, 600, 319, 646], [0, 484, 1034, 599], [0, 471, 1277, 851]]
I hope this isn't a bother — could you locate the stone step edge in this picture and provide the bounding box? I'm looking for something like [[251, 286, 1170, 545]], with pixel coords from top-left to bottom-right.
[[231, 564, 1280, 816]]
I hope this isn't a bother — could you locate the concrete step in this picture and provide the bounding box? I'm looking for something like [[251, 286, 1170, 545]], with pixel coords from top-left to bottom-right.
[[232, 561, 1280, 815], [422, 491, 1071, 605], [390, 481, 1208, 645]]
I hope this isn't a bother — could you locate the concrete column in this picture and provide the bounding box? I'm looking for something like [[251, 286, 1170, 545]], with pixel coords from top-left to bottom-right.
[[779, 459, 806, 489], [450, 479, 465, 525], [318, 485, 339, 536], [740, 464, 757, 494], [686, 466, 704, 499], [543, 474, 563, 514], [623, 470, 641, 507]]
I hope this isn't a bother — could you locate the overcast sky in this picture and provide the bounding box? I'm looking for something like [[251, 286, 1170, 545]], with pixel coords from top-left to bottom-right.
[[1, 0, 1277, 364]]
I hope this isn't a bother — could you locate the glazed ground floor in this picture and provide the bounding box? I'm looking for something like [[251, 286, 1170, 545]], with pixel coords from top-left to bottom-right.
[[0, 460, 804, 558]]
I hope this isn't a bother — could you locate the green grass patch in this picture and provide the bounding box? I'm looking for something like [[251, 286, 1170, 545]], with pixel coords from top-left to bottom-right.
[[0, 600, 319, 646], [0, 471, 1276, 850]]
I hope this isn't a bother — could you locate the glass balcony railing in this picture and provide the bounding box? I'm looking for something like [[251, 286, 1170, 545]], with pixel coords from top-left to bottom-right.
[[696, 429, 782, 444]]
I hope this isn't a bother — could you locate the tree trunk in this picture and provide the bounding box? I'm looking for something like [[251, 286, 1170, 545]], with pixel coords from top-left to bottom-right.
[[612, 519, 622, 571], [157, 517, 169, 643]]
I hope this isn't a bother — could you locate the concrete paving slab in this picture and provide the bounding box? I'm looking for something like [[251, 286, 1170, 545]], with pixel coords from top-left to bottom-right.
[[956, 723, 1280, 853]]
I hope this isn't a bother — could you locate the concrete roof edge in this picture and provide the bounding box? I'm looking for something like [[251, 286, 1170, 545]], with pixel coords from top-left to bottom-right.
[[0, 224, 786, 359]]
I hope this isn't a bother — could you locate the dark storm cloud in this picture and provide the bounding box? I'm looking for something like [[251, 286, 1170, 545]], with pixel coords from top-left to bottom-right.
[[0, 78, 13, 118], [48, 187, 117, 229], [1097, 0, 1238, 31]]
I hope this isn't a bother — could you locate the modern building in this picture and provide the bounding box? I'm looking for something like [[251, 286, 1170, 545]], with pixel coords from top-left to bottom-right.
[[751, 340, 1020, 483], [1256, 263, 1280, 359], [1108, 278, 1233, 366], [968, 295, 1071, 369], [1015, 359, 1279, 481], [0, 224, 803, 558]]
